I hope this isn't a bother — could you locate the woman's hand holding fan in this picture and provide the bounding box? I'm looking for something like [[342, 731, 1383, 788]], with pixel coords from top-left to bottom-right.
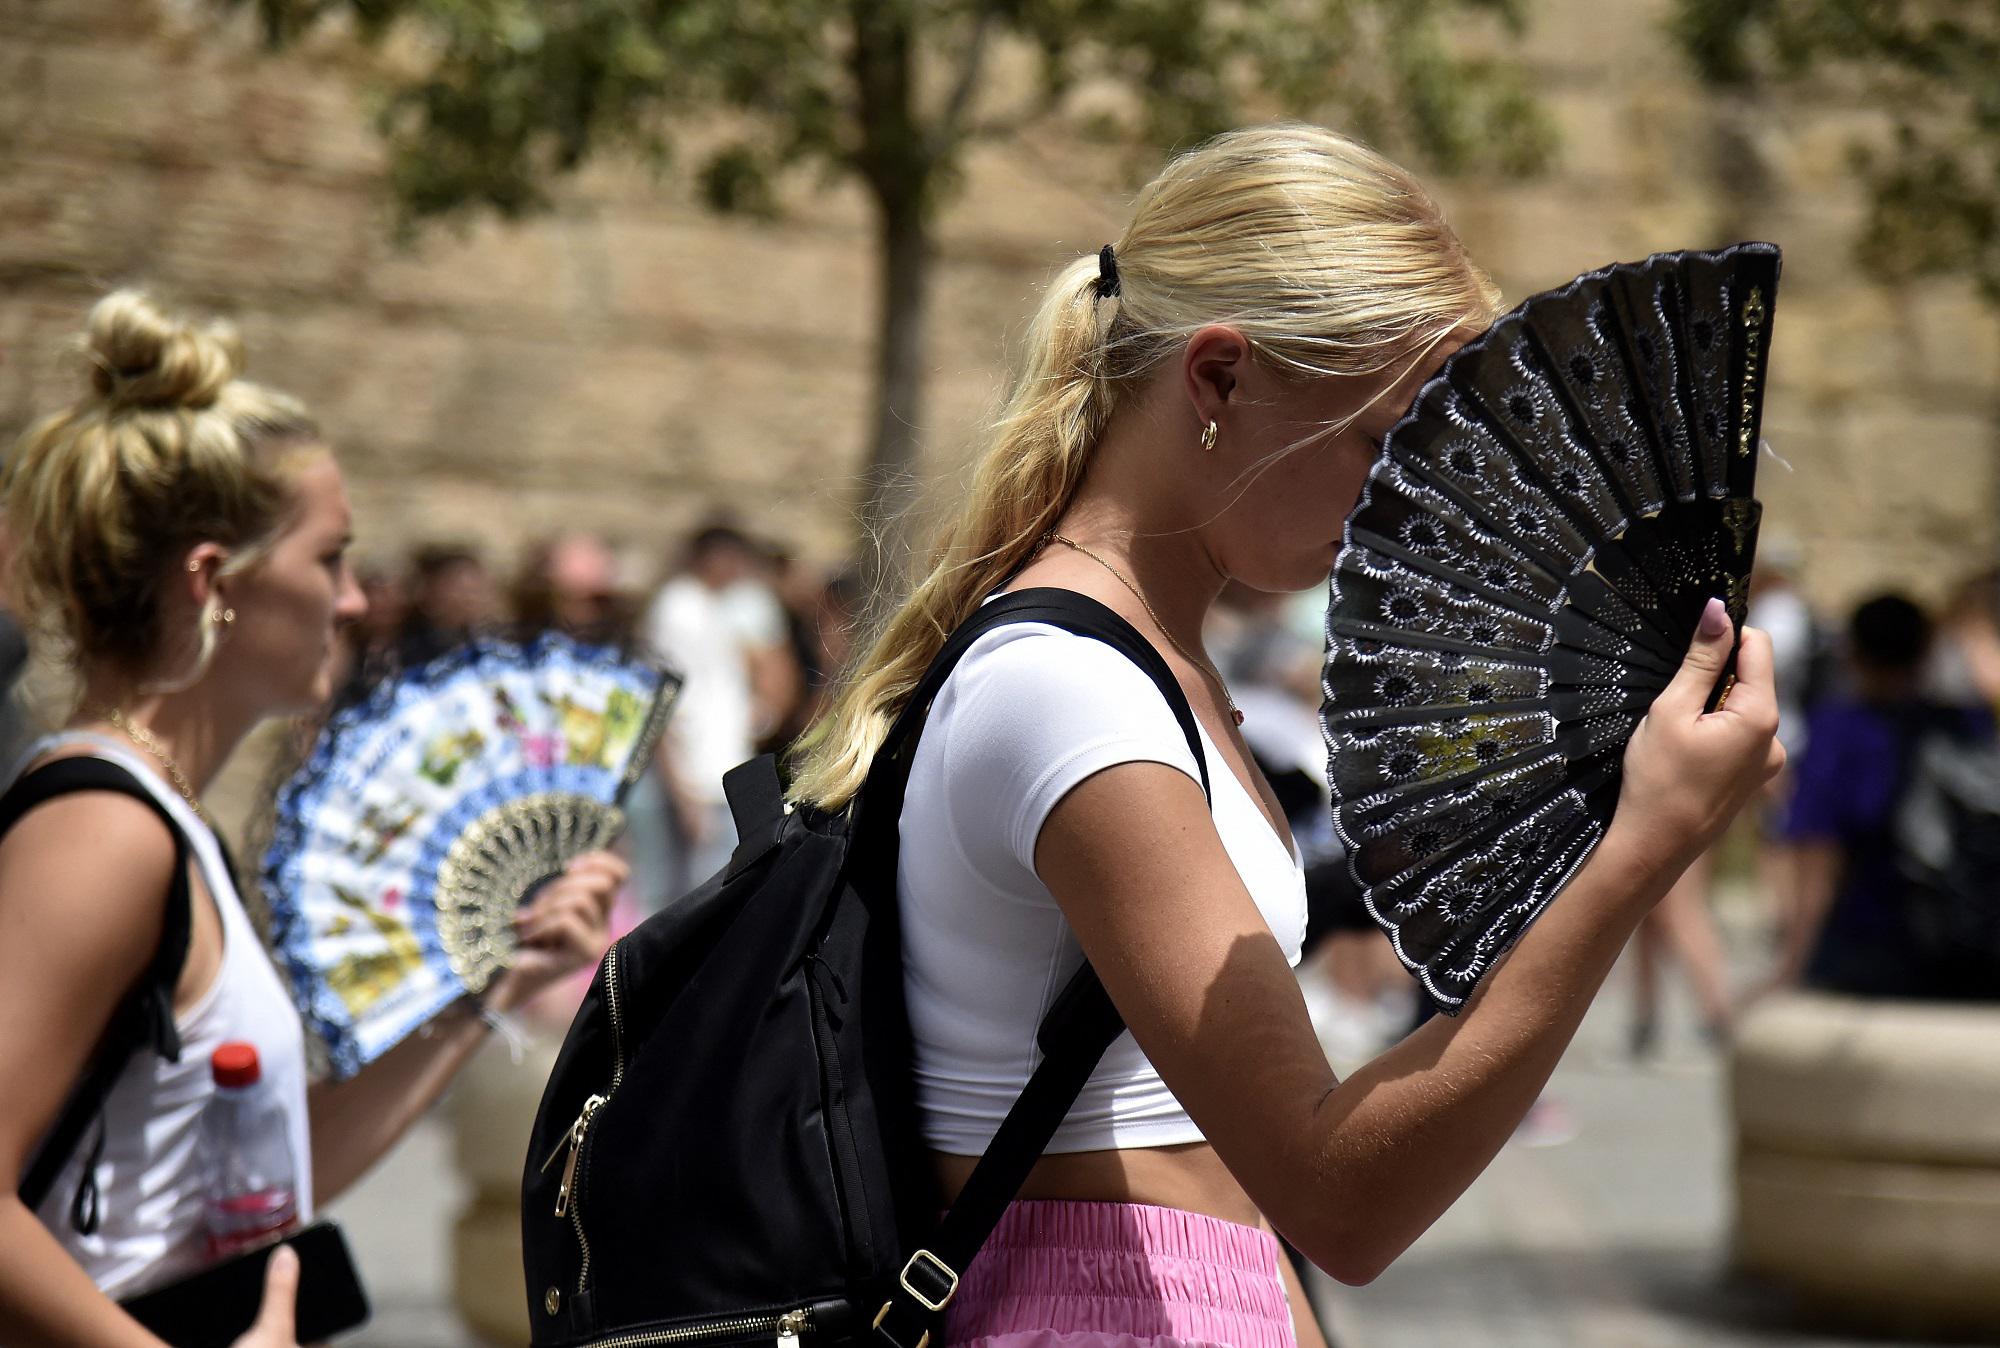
[[264, 633, 679, 1076], [1612, 602, 1785, 880], [481, 849, 629, 1013]]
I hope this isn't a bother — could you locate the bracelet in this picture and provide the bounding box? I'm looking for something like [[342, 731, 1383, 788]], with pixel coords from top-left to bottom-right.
[[480, 1005, 531, 1065], [421, 996, 530, 1064]]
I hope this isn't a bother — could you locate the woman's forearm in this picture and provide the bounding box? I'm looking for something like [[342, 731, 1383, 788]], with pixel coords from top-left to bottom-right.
[[0, 1199, 166, 1347], [1301, 831, 1666, 1282], [308, 1000, 492, 1205], [309, 859, 620, 1205]]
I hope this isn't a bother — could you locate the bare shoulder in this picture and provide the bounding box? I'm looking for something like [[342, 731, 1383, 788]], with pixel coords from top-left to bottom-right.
[[0, 784, 179, 969], [0, 779, 183, 1170]]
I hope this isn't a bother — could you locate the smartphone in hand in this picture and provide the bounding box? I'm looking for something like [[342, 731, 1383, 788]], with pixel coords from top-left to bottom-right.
[[119, 1221, 371, 1347]]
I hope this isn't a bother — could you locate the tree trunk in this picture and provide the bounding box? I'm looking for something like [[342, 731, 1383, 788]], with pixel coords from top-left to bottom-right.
[[846, 0, 931, 598], [857, 192, 931, 596]]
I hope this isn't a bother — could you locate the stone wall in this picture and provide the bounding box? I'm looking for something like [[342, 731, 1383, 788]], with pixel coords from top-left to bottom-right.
[[3, 0, 1995, 614]]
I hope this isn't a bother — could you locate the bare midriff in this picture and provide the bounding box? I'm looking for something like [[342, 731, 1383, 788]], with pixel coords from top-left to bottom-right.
[[931, 1141, 1261, 1228]]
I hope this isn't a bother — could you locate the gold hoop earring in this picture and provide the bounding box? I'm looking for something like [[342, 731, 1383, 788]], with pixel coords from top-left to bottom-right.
[[1200, 420, 1218, 453]]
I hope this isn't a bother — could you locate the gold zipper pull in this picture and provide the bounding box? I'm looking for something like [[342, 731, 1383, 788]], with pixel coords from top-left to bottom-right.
[[547, 1094, 607, 1217], [539, 1093, 608, 1173], [776, 1310, 809, 1348], [555, 1137, 583, 1218]]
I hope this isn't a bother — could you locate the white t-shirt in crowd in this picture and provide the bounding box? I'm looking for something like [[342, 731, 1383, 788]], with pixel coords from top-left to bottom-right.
[[899, 622, 1308, 1155], [644, 576, 786, 804]]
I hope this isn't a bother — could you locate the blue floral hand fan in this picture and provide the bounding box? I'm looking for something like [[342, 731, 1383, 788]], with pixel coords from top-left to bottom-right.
[[1322, 243, 1779, 1012], [263, 633, 679, 1077]]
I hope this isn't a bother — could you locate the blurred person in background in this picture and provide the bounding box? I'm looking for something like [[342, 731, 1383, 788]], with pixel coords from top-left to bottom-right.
[[1729, 547, 1825, 1009], [395, 541, 497, 667], [803, 566, 866, 726], [643, 521, 798, 899], [352, 563, 408, 661], [510, 533, 635, 646], [0, 589, 38, 775], [1748, 541, 1821, 758], [757, 544, 829, 754], [0, 291, 623, 1348], [1629, 547, 1832, 1049], [1626, 851, 1734, 1054], [1930, 568, 2000, 714], [1773, 593, 1991, 995], [322, 563, 408, 705]]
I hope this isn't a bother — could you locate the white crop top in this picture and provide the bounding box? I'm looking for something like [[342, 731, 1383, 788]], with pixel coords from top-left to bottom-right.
[[899, 622, 1308, 1155], [23, 735, 315, 1299]]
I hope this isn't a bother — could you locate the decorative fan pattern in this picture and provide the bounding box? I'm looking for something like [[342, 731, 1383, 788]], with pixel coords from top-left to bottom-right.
[[263, 634, 678, 1077], [1323, 243, 1779, 1011]]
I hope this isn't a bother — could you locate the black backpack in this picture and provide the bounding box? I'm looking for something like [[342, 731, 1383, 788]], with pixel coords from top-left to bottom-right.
[[1892, 708, 2000, 996], [520, 589, 1212, 1348], [5, 756, 197, 1232]]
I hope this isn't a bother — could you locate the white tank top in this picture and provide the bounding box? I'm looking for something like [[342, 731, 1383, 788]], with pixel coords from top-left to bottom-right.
[[21, 734, 315, 1299], [898, 623, 1308, 1155]]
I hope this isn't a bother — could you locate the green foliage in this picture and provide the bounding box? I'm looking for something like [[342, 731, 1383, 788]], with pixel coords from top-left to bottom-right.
[[1671, 0, 2000, 303], [229, 0, 1556, 231]]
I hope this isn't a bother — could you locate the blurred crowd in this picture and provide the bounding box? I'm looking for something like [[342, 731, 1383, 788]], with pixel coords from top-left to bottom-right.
[[315, 520, 2000, 1049], [1202, 544, 2000, 1073], [13, 501, 1990, 1043]]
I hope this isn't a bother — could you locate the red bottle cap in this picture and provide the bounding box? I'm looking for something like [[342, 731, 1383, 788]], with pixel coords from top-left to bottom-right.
[[210, 1041, 261, 1088]]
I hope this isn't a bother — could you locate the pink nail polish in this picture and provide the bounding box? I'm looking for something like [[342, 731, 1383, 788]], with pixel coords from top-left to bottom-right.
[[1699, 597, 1728, 639]]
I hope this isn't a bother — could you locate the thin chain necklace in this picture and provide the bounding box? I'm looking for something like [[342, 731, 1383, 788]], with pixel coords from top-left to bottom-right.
[[1045, 532, 1245, 727], [91, 707, 213, 826]]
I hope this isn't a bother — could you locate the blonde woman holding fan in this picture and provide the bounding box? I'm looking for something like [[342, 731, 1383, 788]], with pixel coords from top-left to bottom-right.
[[0, 291, 624, 1347], [789, 124, 1782, 1348]]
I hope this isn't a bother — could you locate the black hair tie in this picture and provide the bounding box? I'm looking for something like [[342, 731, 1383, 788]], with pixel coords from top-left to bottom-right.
[[1097, 244, 1121, 299]]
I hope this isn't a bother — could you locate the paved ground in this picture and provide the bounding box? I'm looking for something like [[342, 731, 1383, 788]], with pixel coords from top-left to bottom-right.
[[330, 912, 1989, 1348], [1306, 980, 1982, 1348], [326, 1115, 483, 1348]]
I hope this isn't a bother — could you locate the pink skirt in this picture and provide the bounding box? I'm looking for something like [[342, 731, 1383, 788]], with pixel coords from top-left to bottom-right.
[[942, 1201, 1296, 1348]]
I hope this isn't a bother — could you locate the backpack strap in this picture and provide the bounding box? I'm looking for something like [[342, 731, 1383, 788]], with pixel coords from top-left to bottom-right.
[[859, 588, 1211, 851], [7, 757, 195, 1233], [863, 588, 1213, 1348]]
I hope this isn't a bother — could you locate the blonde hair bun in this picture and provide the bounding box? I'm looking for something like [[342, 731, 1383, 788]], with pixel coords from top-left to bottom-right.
[[7, 289, 319, 681], [85, 289, 246, 412]]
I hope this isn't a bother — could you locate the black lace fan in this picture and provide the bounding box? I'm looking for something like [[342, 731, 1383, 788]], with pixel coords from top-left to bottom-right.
[[1321, 243, 1779, 1012]]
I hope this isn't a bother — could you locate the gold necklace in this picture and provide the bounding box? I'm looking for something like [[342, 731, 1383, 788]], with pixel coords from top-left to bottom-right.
[[93, 708, 213, 825], [1045, 532, 1244, 726]]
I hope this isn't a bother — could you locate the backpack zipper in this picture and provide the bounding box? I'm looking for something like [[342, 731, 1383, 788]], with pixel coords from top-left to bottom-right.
[[586, 1307, 810, 1348], [541, 942, 630, 1299], [540, 1093, 606, 1219]]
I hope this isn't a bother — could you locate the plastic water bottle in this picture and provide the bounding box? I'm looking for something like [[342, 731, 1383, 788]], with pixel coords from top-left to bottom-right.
[[199, 1041, 299, 1259]]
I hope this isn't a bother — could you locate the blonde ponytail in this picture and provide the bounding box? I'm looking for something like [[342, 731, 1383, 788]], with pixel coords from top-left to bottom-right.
[[790, 124, 1503, 810], [787, 255, 1116, 806]]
